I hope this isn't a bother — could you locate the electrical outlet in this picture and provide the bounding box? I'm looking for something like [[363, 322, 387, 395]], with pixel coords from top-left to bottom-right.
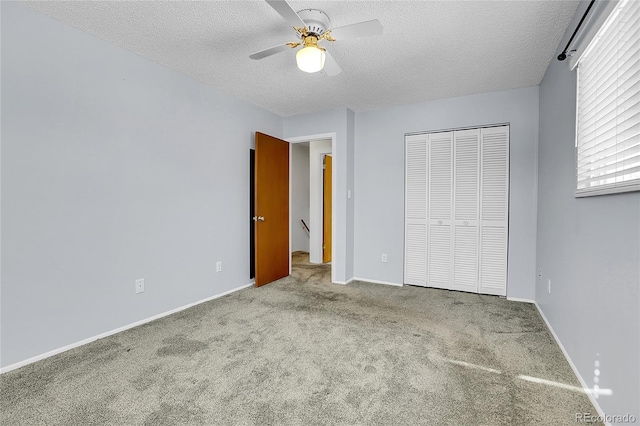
[[547, 278, 551, 294], [135, 279, 145, 294], [538, 269, 543, 281], [381, 253, 387, 263], [216, 261, 222, 272]]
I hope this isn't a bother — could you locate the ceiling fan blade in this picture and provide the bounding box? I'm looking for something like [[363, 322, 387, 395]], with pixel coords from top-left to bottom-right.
[[323, 50, 342, 76], [250, 44, 291, 60], [265, 0, 306, 29], [330, 19, 383, 40]]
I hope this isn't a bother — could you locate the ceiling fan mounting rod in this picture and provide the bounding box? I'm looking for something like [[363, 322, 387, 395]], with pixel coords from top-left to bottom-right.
[[301, 35, 326, 51]]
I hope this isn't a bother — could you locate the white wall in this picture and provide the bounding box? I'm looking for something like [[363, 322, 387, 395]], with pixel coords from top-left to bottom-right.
[[0, 3, 282, 368], [353, 87, 540, 299], [290, 143, 310, 253], [346, 109, 355, 279], [536, 1, 640, 419], [283, 108, 355, 284]]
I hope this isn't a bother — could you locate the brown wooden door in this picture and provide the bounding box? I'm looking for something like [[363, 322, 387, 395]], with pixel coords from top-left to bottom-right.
[[323, 155, 332, 263], [255, 132, 290, 287]]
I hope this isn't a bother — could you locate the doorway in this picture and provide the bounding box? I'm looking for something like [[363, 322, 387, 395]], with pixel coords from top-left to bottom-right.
[[288, 136, 334, 281], [290, 144, 332, 264], [250, 132, 336, 286], [290, 142, 310, 259]]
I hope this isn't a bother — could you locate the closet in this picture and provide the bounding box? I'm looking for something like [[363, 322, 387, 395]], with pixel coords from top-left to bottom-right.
[[404, 125, 509, 296]]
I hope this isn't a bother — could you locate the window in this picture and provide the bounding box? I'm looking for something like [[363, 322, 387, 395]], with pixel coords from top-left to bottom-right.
[[575, 0, 640, 197]]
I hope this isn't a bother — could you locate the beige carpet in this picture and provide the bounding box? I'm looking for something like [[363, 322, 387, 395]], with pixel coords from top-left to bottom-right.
[[0, 252, 601, 425]]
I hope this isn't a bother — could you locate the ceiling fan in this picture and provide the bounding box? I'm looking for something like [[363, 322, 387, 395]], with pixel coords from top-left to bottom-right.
[[250, 0, 383, 76]]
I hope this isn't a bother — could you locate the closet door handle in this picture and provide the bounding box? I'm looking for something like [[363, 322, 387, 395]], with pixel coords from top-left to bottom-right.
[[438, 220, 442, 225], [463, 221, 468, 226]]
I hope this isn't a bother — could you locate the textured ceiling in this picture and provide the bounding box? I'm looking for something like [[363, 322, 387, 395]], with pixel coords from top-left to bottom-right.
[[24, 0, 579, 117]]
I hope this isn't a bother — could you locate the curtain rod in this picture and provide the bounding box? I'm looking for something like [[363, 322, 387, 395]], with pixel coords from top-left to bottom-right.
[[557, 0, 596, 61]]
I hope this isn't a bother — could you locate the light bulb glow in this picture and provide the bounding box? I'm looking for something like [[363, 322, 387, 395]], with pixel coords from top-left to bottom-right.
[[296, 46, 326, 73]]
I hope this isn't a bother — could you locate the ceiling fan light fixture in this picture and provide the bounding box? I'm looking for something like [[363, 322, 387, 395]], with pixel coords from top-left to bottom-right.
[[296, 46, 326, 73]]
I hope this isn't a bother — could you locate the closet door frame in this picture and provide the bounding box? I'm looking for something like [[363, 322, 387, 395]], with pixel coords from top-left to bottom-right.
[[404, 124, 510, 296]]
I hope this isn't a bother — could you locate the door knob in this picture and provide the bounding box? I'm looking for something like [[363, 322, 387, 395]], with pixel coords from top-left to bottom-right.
[[463, 221, 468, 226], [258, 216, 265, 222], [438, 220, 442, 225]]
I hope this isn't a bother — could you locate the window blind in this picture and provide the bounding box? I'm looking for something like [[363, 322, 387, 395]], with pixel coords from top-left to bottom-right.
[[576, 0, 640, 196]]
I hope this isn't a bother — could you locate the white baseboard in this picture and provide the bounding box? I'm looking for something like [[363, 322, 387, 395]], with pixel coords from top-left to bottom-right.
[[534, 302, 608, 424], [0, 282, 255, 374], [507, 297, 535, 303], [351, 277, 404, 287]]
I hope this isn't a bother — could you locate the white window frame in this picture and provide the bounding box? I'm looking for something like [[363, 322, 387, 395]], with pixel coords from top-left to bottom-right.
[[573, 0, 640, 197]]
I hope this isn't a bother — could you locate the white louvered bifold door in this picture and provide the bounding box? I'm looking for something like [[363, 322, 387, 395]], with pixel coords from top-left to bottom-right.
[[479, 126, 509, 296], [427, 132, 453, 290], [451, 129, 480, 293], [404, 125, 509, 295], [404, 135, 427, 286]]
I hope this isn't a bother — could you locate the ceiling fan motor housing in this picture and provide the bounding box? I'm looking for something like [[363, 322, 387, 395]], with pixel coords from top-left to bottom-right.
[[297, 9, 331, 37]]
